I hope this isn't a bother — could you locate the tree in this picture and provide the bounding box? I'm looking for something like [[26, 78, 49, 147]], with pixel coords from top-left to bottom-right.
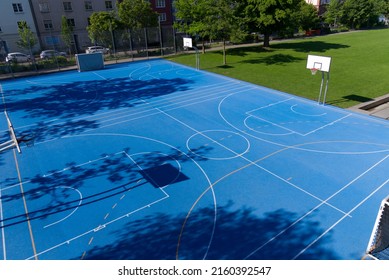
[[298, 2, 321, 32], [16, 21, 37, 55], [245, 0, 306, 47], [174, 0, 246, 65], [338, 0, 383, 29], [61, 16, 74, 55], [118, 0, 159, 55], [324, 0, 344, 27], [118, 0, 159, 29], [87, 11, 120, 50], [174, 0, 211, 53]]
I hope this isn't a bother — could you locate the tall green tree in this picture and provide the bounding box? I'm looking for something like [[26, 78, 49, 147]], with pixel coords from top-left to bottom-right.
[[341, 0, 383, 28], [61, 16, 74, 55], [174, 0, 211, 53], [245, 0, 306, 47], [16, 21, 37, 54], [118, 0, 159, 29], [118, 0, 159, 54], [174, 0, 246, 64], [324, 0, 344, 27], [298, 2, 321, 32], [87, 11, 119, 49]]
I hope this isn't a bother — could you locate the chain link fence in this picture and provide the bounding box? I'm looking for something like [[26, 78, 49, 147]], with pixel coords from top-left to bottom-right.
[[0, 26, 192, 78]]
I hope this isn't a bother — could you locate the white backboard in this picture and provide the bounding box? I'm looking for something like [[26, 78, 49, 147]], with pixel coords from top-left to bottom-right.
[[306, 55, 332, 73], [183, 37, 193, 48]]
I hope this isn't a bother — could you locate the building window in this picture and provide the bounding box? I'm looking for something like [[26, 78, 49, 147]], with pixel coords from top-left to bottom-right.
[[67, 18, 75, 27], [39, 2, 50, 12], [63, 2, 73, 12], [43, 20, 53, 30], [12, 3, 23, 13], [159, 13, 166, 22], [85, 1, 93, 11], [105, 1, 113, 10], [156, 0, 165, 8]]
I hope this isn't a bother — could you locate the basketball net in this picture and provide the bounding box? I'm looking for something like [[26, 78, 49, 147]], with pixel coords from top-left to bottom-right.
[[310, 68, 318, 75]]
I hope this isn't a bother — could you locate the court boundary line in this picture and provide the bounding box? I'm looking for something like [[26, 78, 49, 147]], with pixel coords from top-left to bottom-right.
[[23, 150, 171, 259], [12, 149, 38, 259], [0, 187, 6, 259], [3, 60, 389, 260], [293, 175, 389, 259], [21, 134, 214, 260], [243, 152, 389, 259], [218, 92, 389, 155], [246, 108, 352, 137], [153, 104, 350, 216]]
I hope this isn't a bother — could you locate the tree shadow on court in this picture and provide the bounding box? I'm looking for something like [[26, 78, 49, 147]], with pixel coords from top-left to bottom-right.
[[17, 119, 100, 144], [83, 203, 339, 260], [5, 76, 194, 143], [0, 145, 212, 228], [6, 76, 194, 120]]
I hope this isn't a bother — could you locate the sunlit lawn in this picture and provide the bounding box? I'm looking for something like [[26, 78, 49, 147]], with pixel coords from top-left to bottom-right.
[[169, 29, 389, 108]]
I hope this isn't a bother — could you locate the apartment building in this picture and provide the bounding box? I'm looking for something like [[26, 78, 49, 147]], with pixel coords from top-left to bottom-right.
[[0, 1, 40, 55], [1, 0, 174, 55], [306, 0, 330, 15]]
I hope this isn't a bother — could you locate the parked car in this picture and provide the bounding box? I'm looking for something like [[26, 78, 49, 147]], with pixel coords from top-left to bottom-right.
[[5, 52, 32, 63], [85, 46, 109, 54], [40, 50, 67, 59]]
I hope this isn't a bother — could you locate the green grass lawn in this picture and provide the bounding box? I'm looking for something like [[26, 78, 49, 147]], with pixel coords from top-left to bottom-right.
[[169, 29, 389, 108]]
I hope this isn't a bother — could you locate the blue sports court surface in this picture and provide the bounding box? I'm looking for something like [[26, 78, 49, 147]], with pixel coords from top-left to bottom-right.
[[1, 59, 389, 260]]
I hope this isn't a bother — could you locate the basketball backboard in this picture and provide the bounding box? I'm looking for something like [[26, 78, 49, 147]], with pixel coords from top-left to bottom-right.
[[306, 55, 332, 73], [183, 37, 193, 48]]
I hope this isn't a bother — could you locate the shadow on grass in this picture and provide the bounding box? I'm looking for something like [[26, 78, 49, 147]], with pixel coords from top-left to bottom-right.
[[327, 94, 374, 106], [272, 40, 350, 53], [242, 54, 303, 66]]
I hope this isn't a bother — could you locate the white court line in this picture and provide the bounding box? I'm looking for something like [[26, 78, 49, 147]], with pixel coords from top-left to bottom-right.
[[43, 187, 83, 229], [9, 78, 241, 133], [246, 97, 294, 114], [244, 152, 389, 259], [246, 109, 352, 137], [95, 84, 251, 123], [86, 82, 249, 124], [0, 187, 7, 260], [23, 134, 215, 260], [219, 92, 389, 155], [303, 113, 352, 136], [140, 97, 349, 215], [290, 104, 327, 117], [293, 176, 389, 260]]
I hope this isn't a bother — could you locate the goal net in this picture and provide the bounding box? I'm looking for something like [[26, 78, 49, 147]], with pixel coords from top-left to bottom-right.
[[75, 53, 104, 72], [366, 196, 389, 259]]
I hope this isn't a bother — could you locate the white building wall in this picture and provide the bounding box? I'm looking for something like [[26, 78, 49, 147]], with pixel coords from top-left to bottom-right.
[[0, 0, 40, 54]]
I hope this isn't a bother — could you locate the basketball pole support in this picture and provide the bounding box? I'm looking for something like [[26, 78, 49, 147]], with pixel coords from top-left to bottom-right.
[[193, 46, 199, 70], [317, 71, 330, 105]]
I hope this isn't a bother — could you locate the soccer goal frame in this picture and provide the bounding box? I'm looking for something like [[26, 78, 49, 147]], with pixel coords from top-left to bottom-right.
[[366, 195, 389, 259]]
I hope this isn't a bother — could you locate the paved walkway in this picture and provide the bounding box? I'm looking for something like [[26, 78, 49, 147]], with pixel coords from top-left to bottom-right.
[[348, 93, 389, 120]]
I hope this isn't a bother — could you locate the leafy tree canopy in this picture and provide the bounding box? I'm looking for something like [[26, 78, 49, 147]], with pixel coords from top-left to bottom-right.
[[118, 0, 159, 29]]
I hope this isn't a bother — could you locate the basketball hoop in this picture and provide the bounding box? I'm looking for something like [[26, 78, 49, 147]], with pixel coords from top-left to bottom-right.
[[310, 68, 318, 75]]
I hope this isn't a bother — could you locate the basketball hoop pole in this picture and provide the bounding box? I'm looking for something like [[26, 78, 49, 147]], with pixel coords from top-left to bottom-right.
[[183, 37, 199, 70], [193, 46, 199, 70], [317, 71, 330, 105], [307, 55, 332, 105]]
